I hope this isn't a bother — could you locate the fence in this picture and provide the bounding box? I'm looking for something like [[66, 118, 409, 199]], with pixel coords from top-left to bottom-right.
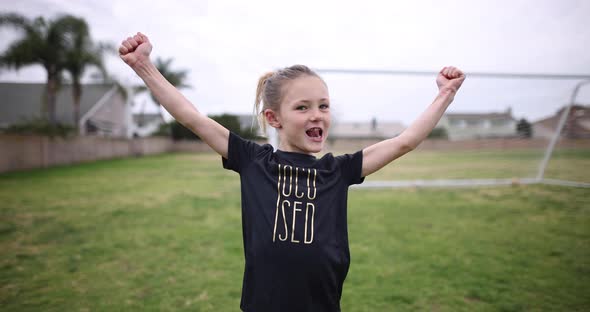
[[0, 134, 212, 173], [1, 134, 589, 174]]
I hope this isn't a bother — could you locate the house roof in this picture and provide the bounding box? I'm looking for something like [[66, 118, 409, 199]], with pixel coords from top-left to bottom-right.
[[534, 105, 589, 125], [533, 104, 590, 138], [0, 82, 117, 126]]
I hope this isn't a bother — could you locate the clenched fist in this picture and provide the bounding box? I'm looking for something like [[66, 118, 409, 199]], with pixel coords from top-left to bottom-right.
[[436, 66, 465, 94], [119, 32, 152, 68]]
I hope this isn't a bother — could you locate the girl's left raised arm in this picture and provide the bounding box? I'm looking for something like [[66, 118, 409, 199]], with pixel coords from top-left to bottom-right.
[[361, 66, 466, 177]]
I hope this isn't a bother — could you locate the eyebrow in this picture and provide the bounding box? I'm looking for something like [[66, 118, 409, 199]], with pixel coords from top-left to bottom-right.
[[295, 98, 330, 104]]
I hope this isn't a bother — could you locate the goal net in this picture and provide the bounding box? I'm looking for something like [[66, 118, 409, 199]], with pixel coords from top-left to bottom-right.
[[317, 69, 590, 188]]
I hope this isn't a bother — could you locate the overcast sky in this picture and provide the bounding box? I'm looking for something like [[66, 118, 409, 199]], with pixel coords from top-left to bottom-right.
[[1, 0, 589, 124]]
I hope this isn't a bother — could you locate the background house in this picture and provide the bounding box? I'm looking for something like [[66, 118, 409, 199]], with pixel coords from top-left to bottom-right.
[[132, 112, 165, 137], [0, 82, 127, 137], [533, 105, 590, 139], [129, 91, 167, 137], [436, 108, 517, 141], [328, 109, 518, 143], [330, 118, 406, 140], [0, 82, 167, 138]]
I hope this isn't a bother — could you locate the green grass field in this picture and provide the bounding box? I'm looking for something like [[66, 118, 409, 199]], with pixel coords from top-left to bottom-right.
[[365, 148, 590, 182], [1, 150, 589, 311]]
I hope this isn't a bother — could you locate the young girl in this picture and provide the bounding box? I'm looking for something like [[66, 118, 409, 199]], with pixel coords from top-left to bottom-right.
[[119, 32, 465, 312]]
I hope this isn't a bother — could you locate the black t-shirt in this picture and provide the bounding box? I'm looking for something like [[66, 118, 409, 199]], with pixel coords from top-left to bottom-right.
[[222, 132, 365, 312]]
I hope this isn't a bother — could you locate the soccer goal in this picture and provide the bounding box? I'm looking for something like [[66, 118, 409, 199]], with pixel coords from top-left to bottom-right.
[[316, 68, 590, 188]]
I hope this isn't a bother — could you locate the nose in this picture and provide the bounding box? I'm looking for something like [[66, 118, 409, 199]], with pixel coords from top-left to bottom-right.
[[309, 107, 323, 121]]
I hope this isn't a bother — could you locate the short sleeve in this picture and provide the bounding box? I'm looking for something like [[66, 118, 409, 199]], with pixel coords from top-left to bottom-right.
[[222, 132, 270, 173], [335, 150, 365, 186]]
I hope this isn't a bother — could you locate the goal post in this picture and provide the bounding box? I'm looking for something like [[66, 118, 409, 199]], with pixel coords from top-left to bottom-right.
[[316, 68, 590, 188]]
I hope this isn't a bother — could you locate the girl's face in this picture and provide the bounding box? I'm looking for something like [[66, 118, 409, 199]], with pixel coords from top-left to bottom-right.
[[267, 75, 331, 155]]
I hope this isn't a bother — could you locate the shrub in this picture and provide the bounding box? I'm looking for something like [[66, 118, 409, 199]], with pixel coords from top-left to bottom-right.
[[427, 127, 448, 139], [1, 119, 76, 138]]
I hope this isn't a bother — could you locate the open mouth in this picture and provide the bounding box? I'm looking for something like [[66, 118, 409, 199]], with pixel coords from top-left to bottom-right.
[[305, 127, 324, 141]]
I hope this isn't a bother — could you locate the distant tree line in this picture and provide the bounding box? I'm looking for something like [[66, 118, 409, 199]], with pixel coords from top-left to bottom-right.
[[154, 114, 260, 141], [427, 127, 448, 139], [516, 118, 533, 138]]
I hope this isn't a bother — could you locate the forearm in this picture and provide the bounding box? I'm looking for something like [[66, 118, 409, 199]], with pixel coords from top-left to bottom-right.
[[131, 59, 229, 157], [118, 32, 229, 157], [397, 89, 455, 149], [361, 66, 464, 177], [132, 60, 202, 126]]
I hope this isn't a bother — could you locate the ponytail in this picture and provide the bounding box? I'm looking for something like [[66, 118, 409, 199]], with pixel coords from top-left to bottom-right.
[[254, 72, 274, 133]]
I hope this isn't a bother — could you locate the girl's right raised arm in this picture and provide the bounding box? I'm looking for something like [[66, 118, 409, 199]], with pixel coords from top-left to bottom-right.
[[119, 32, 229, 158]]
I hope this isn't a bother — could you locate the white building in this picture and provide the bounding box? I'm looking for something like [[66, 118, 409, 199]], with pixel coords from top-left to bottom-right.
[[436, 108, 517, 141]]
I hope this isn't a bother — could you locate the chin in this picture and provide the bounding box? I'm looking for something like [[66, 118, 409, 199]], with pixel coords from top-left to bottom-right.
[[303, 135, 327, 154], [306, 142, 324, 154]]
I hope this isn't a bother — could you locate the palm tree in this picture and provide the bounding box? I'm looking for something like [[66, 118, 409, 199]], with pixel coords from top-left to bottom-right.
[[62, 17, 112, 129], [135, 57, 191, 129], [0, 13, 95, 126], [142, 57, 191, 105]]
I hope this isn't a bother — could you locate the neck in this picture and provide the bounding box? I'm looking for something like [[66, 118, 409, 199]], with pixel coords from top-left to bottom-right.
[[277, 142, 319, 156]]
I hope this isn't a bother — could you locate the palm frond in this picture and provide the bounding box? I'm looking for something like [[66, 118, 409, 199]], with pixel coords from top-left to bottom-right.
[[0, 37, 38, 69], [154, 57, 192, 89], [0, 13, 34, 32]]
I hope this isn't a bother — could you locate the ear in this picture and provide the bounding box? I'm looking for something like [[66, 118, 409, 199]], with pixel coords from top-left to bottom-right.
[[264, 109, 282, 129]]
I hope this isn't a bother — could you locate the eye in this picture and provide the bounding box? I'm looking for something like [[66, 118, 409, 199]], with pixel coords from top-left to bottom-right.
[[320, 103, 330, 110], [296, 105, 308, 111]]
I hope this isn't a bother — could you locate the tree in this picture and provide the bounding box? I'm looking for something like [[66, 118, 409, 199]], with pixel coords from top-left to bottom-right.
[[0, 13, 85, 125], [210, 114, 242, 134], [516, 118, 533, 138], [427, 127, 448, 139], [62, 17, 112, 129], [155, 114, 260, 140], [136, 57, 191, 134], [138, 57, 191, 105], [210, 114, 259, 140], [169, 120, 200, 141]]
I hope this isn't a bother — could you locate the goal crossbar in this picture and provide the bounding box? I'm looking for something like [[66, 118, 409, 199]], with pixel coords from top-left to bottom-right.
[[319, 68, 590, 189]]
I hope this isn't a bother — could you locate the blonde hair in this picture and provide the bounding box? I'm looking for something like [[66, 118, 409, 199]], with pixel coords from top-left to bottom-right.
[[254, 65, 323, 133]]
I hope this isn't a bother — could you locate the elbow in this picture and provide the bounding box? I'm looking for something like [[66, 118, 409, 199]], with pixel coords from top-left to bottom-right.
[[397, 136, 418, 154], [181, 113, 207, 134], [402, 142, 416, 154]]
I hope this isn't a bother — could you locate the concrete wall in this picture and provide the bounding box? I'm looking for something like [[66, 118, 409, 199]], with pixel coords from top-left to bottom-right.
[[2, 134, 589, 174], [0, 135, 206, 173]]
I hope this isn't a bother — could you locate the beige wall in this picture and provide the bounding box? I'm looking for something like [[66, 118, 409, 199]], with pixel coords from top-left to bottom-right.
[[2, 134, 589, 174], [0, 135, 212, 173]]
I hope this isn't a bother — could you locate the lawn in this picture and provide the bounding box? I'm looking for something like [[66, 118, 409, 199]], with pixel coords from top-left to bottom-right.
[[1, 151, 589, 311], [365, 148, 590, 182]]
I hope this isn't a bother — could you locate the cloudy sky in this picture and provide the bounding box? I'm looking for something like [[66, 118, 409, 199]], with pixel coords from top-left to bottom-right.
[[1, 0, 589, 125]]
